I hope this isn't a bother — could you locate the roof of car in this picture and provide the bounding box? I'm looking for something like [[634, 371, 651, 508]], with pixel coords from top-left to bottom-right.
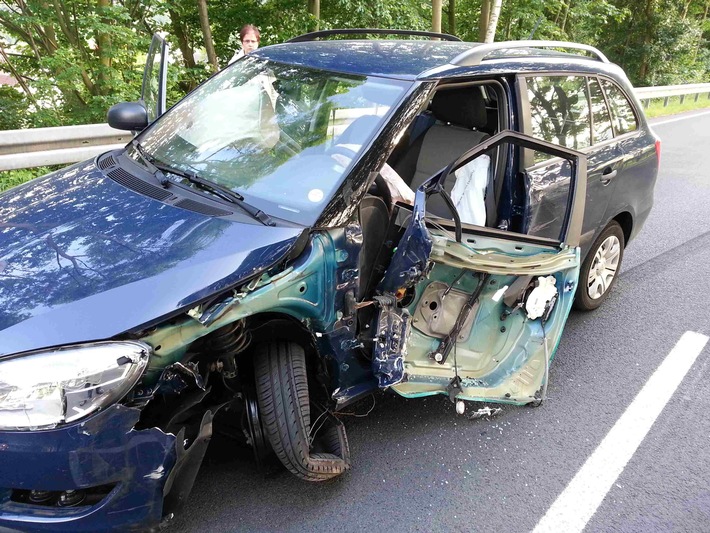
[[253, 40, 622, 81], [254, 40, 473, 79]]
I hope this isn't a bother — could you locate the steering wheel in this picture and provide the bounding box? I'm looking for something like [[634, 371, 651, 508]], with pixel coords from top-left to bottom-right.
[[372, 173, 393, 209]]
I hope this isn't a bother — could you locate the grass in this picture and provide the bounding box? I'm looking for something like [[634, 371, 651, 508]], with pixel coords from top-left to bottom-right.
[[643, 94, 710, 118], [0, 166, 57, 193]]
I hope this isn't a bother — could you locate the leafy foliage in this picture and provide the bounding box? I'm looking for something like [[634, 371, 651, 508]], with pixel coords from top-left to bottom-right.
[[0, 167, 59, 192], [0, 0, 708, 131]]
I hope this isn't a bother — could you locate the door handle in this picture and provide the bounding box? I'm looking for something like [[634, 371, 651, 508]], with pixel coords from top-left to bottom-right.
[[600, 167, 617, 184]]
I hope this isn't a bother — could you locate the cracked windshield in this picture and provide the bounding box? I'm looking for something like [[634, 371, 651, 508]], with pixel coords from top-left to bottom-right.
[[138, 57, 410, 224]]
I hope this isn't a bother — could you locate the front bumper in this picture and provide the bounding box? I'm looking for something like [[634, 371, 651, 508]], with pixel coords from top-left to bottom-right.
[[0, 404, 195, 532]]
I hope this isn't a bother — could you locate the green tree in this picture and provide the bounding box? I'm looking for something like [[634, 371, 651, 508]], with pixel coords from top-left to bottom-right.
[[602, 0, 707, 84], [0, 86, 29, 130], [0, 1, 155, 126], [0, 0, 708, 134]]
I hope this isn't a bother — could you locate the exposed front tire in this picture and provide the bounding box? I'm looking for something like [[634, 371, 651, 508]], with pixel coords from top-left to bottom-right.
[[253, 341, 350, 481], [574, 221, 625, 311]]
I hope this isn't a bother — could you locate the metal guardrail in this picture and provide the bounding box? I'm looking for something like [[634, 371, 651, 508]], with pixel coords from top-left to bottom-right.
[[635, 83, 710, 107], [0, 124, 130, 172], [1, 83, 709, 172]]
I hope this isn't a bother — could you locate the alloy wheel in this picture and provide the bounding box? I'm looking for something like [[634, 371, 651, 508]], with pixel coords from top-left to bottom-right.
[[586, 235, 621, 300]]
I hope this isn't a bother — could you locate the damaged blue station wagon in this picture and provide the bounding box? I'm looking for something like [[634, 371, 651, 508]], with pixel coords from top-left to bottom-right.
[[0, 30, 658, 531]]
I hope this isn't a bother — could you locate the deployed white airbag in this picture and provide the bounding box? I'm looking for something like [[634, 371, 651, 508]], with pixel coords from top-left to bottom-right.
[[451, 154, 490, 226]]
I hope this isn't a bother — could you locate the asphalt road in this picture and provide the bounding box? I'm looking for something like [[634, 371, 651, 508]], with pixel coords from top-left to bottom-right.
[[171, 110, 710, 533]]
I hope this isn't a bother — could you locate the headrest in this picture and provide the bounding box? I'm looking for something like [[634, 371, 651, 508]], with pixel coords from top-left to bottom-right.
[[430, 88, 488, 130]]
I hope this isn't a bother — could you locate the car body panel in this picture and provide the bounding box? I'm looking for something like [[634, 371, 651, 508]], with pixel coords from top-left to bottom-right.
[[514, 71, 657, 255], [391, 240, 579, 403], [0, 406, 176, 532], [0, 35, 656, 533], [373, 131, 586, 404], [601, 132, 658, 242], [251, 40, 475, 79], [137, 226, 378, 405], [0, 160, 304, 355]]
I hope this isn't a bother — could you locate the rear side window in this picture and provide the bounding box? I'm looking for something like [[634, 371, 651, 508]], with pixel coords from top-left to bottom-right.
[[526, 76, 591, 160], [600, 79, 638, 135], [588, 78, 614, 144]]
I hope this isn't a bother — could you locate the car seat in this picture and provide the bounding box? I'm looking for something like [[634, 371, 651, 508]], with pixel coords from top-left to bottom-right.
[[394, 88, 491, 218]]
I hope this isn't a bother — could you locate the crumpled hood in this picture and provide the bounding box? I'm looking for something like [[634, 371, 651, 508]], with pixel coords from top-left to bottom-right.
[[0, 159, 304, 355]]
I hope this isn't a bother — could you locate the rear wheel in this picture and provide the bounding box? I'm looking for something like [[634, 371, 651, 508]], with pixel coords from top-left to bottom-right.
[[574, 221, 625, 311], [253, 341, 350, 481]]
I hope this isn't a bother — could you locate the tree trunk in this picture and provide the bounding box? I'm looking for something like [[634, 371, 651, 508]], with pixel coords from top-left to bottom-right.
[[505, 12, 512, 40], [169, 8, 197, 91], [484, 0, 502, 43], [479, 0, 491, 41], [638, 0, 655, 82], [693, 0, 709, 59], [97, 0, 112, 95], [0, 43, 37, 106], [448, 0, 455, 35], [560, 0, 571, 34], [682, 0, 693, 19], [196, 0, 218, 72], [39, 1, 58, 52], [432, 0, 442, 33], [308, 0, 320, 31]]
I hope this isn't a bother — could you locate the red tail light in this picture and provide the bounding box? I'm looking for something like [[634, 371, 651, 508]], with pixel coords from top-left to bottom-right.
[[655, 139, 661, 168]]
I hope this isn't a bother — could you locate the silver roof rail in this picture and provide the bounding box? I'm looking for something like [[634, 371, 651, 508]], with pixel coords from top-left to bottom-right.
[[451, 40, 610, 66], [287, 28, 462, 43]]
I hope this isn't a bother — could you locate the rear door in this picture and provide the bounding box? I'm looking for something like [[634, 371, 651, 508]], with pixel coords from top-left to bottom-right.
[[520, 74, 620, 250], [373, 131, 586, 406], [598, 77, 658, 231]]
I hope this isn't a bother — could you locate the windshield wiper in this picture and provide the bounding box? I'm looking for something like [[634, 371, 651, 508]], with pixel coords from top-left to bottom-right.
[[131, 140, 170, 188], [149, 159, 276, 226]]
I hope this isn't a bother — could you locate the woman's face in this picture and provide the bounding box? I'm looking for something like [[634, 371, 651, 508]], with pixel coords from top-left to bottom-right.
[[241, 31, 259, 54]]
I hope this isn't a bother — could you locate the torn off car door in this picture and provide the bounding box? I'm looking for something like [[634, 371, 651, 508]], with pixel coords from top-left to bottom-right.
[[374, 130, 587, 405]]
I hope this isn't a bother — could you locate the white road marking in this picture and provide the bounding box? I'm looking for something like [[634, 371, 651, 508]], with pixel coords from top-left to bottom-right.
[[533, 331, 709, 533], [650, 109, 710, 126]]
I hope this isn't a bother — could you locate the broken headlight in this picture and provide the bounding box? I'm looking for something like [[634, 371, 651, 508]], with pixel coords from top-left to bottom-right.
[[0, 341, 150, 431]]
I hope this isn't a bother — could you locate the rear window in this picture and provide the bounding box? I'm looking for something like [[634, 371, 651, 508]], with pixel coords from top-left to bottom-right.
[[526, 76, 591, 161], [600, 79, 638, 135], [588, 78, 614, 144]]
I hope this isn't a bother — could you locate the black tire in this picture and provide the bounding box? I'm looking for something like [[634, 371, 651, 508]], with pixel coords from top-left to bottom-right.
[[253, 341, 350, 481], [574, 221, 625, 311]]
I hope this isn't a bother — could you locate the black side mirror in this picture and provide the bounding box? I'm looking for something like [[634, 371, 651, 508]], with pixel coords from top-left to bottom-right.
[[107, 101, 149, 131]]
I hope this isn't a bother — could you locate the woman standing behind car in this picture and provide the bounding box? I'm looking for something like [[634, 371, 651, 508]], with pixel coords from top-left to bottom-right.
[[228, 24, 260, 65]]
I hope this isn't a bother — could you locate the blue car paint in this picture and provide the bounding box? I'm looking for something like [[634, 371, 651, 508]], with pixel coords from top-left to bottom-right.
[[137, 226, 379, 407], [0, 405, 177, 532], [378, 189, 433, 295], [0, 158, 304, 355], [0, 39, 655, 533], [251, 40, 474, 79]]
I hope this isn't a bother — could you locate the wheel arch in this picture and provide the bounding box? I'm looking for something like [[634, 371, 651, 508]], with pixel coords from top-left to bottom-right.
[[612, 211, 633, 247], [240, 312, 334, 401], [245, 313, 317, 352]]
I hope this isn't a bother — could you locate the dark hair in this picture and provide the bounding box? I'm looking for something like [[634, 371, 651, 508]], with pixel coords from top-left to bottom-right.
[[240, 24, 260, 42]]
